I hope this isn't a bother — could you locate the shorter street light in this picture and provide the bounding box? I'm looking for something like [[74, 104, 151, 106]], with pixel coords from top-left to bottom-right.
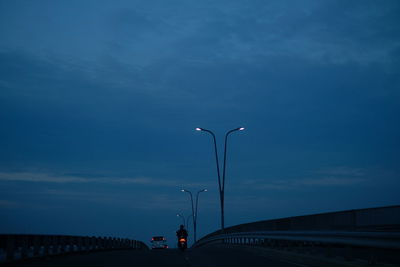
[[181, 188, 207, 242], [195, 189, 207, 232], [176, 213, 194, 231], [176, 214, 185, 228]]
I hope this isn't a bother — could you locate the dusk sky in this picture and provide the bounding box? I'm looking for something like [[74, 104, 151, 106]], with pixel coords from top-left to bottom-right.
[[1, 0, 399, 246]]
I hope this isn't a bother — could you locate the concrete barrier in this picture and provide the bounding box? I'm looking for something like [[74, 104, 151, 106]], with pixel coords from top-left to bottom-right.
[[0, 234, 148, 262]]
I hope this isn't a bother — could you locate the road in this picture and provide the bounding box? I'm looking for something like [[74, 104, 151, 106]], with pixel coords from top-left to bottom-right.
[[5, 247, 310, 267]]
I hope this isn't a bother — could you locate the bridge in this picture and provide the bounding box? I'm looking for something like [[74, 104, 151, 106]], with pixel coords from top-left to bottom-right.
[[1, 205, 400, 266]]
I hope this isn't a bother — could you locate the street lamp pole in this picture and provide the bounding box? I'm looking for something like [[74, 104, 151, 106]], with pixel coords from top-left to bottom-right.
[[181, 189, 194, 239], [196, 127, 244, 231], [182, 189, 207, 242], [186, 213, 193, 232], [176, 213, 185, 228], [195, 189, 207, 241]]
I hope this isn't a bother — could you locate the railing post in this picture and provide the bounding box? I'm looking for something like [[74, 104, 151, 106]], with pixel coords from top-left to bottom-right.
[[344, 245, 354, 262], [368, 247, 377, 265], [89, 237, 94, 251], [78, 236, 83, 252], [83, 237, 88, 252], [106, 237, 110, 249], [93, 237, 98, 250], [52, 236, 58, 255], [43, 235, 50, 256], [20, 235, 29, 259], [100, 237, 104, 250], [51, 235, 57, 255], [324, 243, 333, 258], [104, 237, 108, 249], [33, 235, 40, 257], [66, 236, 72, 252], [73, 236, 78, 252], [89, 237, 95, 251], [102, 237, 106, 250], [97, 237, 101, 250], [59, 236, 65, 254], [6, 235, 15, 261], [46, 236, 52, 255], [52, 235, 57, 254]]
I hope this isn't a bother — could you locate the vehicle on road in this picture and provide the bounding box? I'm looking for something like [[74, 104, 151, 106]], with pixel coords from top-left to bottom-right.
[[176, 225, 188, 251], [151, 236, 168, 249], [178, 237, 187, 251]]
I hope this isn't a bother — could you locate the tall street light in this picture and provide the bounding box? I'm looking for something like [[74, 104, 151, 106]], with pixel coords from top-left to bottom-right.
[[176, 213, 185, 228], [181, 188, 207, 242], [195, 127, 244, 231], [186, 213, 193, 232]]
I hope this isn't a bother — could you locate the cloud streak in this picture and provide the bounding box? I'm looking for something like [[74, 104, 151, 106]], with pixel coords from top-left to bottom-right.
[[0, 200, 21, 209], [239, 166, 370, 190], [0, 172, 213, 189]]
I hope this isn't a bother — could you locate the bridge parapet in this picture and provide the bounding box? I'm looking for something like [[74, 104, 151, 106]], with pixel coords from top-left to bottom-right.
[[0, 234, 148, 263], [194, 205, 400, 265]]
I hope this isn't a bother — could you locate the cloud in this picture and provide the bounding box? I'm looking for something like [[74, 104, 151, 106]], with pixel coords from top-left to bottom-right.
[[0, 172, 87, 183], [0, 172, 159, 184], [298, 176, 367, 186], [239, 166, 370, 190], [0, 166, 374, 191], [2, 1, 398, 72], [0, 171, 212, 189], [0, 200, 20, 209], [241, 177, 368, 191], [312, 166, 366, 177]]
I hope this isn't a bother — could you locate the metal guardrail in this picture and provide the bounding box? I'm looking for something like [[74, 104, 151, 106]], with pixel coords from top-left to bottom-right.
[[0, 234, 148, 262], [202, 205, 400, 239], [194, 231, 400, 250], [193, 231, 400, 265], [193, 206, 400, 265]]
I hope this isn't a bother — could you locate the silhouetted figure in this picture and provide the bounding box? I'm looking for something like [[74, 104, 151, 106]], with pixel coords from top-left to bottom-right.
[[176, 225, 188, 250]]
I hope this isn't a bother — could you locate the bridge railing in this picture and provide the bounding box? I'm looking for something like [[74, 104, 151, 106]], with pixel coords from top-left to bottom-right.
[[0, 234, 148, 262], [194, 205, 400, 265], [194, 230, 400, 249]]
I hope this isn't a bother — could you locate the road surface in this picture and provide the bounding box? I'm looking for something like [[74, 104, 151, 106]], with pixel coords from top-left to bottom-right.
[[5, 246, 311, 267]]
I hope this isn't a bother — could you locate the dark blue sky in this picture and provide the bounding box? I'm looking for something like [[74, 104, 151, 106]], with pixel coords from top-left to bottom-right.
[[1, 0, 399, 245]]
